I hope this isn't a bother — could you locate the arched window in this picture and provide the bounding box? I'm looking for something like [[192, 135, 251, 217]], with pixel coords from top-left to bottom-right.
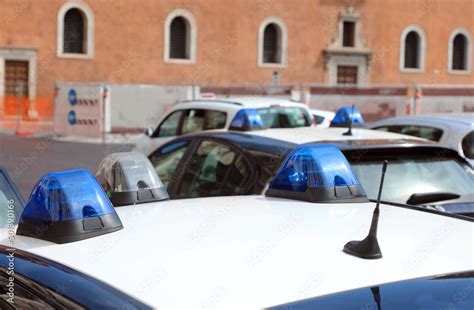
[[452, 34, 467, 70], [263, 24, 279, 63], [400, 25, 425, 71], [164, 9, 197, 63], [258, 18, 287, 67], [169, 17, 188, 59], [63, 9, 84, 54], [449, 29, 472, 72], [57, 2, 94, 58], [404, 32, 420, 68]]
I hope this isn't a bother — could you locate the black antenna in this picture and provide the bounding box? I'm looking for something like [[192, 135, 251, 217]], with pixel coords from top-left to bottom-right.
[[343, 160, 388, 259], [342, 104, 355, 136]]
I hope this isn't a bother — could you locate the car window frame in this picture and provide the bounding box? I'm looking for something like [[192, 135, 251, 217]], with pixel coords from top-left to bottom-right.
[[169, 137, 258, 199]]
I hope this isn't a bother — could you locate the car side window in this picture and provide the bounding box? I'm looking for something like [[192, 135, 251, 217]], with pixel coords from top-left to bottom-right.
[[181, 109, 227, 134], [461, 131, 474, 159], [375, 125, 443, 141], [150, 141, 189, 188], [177, 140, 251, 198], [204, 110, 227, 130], [154, 110, 183, 138], [258, 107, 310, 128]]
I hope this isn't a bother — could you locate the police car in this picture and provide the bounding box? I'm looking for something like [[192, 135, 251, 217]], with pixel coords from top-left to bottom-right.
[[1, 148, 473, 309], [134, 97, 314, 156], [148, 121, 474, 218]]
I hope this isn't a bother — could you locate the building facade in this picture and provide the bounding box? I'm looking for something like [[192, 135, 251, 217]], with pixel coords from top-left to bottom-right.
[[0, 0, 473, 100]]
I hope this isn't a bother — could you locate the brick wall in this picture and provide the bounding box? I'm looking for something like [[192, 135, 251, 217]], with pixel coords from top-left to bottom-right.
[[0, 0, 472, 100]]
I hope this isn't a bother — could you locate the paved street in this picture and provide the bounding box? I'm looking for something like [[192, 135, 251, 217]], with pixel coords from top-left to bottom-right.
[[0, 135, 133, 198]]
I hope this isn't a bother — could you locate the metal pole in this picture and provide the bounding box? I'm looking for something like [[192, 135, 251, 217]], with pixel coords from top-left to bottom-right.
[[16, 81, 24, 134], [102, 85, 106, 144], [413, 84, 420, 116], [413, 84, 417, 116], [299, 82, 304, 103]]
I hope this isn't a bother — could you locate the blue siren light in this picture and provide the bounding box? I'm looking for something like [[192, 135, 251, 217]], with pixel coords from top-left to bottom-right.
[[266, 144, 368, 203], [16, 169, 123, 244], [229, 109, 265, 131], [330, 106, 365, 128]]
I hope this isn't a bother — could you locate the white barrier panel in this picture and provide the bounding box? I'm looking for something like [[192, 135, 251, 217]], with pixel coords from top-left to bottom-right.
[[109, 84, 196, 129], [54, 83, 110, 137]]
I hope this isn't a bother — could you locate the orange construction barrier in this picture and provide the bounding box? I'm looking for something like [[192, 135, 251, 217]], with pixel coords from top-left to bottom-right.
[[1, 96, 53, 120]]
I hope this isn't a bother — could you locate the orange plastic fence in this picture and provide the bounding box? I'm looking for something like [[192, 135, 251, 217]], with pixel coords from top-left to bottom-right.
[[1, 96, 54, 119]]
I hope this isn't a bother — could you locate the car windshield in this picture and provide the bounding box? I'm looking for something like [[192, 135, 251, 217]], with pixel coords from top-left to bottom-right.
[[257, 107, 310, 128], [0, 171, 24, 228], [351, 158, 474, 204]]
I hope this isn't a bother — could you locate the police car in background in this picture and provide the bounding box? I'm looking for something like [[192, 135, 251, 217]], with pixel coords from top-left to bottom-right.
[[134, 96, 314, 156], [0, 148, 473, 309], [148, 122, 474, 218]]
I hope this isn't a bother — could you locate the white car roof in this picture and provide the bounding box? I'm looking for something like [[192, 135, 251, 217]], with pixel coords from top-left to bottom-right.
[[369, 115, 474, 131], [173, 97, 309, 112], [429, 114, 474, 126], [244, 127, 424, 144], [4, 196, 472, 309]]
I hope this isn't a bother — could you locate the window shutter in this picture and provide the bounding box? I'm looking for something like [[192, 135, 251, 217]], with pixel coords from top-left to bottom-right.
[[404, 32, 419, 69], [452, 34, 467, 70], [63, 9, 85, 54], [170, 17, 188, 59], [263, 24, 278, 63]]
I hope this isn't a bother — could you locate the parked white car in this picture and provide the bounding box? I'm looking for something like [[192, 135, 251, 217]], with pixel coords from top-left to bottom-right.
[[135, 97, 314, 155], [369, 114, 474, 166], [311, 108, 335, 128], [2, 149, 473, 309]]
